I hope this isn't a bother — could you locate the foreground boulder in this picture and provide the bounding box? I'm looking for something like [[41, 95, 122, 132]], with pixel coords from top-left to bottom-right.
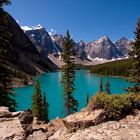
[[0, 107, 33, 140]]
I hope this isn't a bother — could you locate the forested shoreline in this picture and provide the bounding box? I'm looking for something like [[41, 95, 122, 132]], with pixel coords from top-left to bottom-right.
[[90, 58, 133, 77]]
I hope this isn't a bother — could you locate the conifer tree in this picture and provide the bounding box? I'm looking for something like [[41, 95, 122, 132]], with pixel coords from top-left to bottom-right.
[[99, 78, 103, 93], [32, 80, 42, 121], [105, 80, 110, 94], [41, 92, 49, 123], [0, 0, 17, 111], [61, 30, 78, 115], [127, 18, 140, 93], [0, 0, 11, 8], [86, 93, 89, 106]]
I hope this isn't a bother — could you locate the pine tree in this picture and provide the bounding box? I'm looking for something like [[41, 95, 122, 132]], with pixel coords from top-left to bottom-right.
[[105, 80, 110, 94], [86, 93, 89, 106], [32, 80, 42, 121], [61, 30, 78, 115], [99, 78, 103, 93], [0, 0, 11, 8], [127, 18, 140, 93], [41, 92, 49, 123], [0, 0, 17, 111]]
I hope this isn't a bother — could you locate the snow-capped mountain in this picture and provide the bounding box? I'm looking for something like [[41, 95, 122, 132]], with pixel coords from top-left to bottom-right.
[[22, 25, 61, 59], [20, 25, 133, 67]]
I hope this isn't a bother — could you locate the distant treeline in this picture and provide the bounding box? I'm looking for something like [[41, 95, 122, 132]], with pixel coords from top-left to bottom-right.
[[90, 58, 133, 77]]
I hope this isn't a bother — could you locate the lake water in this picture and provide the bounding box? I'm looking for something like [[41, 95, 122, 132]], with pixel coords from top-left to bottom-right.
[[14, 70, 132, 120]]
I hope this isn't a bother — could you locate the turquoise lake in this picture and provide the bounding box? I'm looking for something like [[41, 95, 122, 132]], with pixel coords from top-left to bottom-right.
[[14, 70, 132, 120]]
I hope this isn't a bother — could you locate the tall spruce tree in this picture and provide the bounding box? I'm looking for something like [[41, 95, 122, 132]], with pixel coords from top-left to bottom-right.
[[105, 80, 110, 94], [32, 80, 43, 121], [41, 92, 49, 123], [61, 31, 78, 115], [127, 18, 140, 93], [0, 0, 11, 8], [0, 0, 17, 111], [99, 78, 103, 93], [32, 80, 49, 122], [86, 93, 89, 106]]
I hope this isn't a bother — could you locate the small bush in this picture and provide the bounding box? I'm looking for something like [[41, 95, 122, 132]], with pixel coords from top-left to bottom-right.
[[88, 93, 140, 120]]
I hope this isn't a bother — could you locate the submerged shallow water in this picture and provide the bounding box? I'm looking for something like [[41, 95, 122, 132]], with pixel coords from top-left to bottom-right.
[[14, 70, 132, 119]]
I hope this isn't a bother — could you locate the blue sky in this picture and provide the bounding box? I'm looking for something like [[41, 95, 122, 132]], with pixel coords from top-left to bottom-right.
[[4, 0, 140, 42]]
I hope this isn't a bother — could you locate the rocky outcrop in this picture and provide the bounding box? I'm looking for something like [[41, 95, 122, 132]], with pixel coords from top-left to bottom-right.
[[49, 109, 140, 140], [1, 106, 140, 140], [60, 110, 140, 140], [0, 107, 33, 140]]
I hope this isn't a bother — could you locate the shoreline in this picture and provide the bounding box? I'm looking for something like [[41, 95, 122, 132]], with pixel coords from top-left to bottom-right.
[[13, 70, 129, 89], [89, 72, 128, 80], [12, 78, 34, 88]]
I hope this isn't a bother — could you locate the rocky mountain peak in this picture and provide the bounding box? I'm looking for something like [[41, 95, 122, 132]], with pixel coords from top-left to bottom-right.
[[78, 40, 85, 46], [90, 36, 113, 48], [32, 24, 44, 30], [85, 35, 123, 59], [51, 34, 64, 40], [20, 24, 133, 63], [23, 26, 60, 56], [97, 35, 110, 43], [115, 37, 129, 44], [115, 37, 131, 57]]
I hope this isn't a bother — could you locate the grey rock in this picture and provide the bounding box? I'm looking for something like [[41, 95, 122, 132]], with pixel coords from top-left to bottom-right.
[[18, 110, 33, 135]]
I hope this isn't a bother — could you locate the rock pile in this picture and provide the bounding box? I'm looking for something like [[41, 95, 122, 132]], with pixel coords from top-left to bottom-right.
[[0, 107, 33, 140], [0, 107, 140, 140]]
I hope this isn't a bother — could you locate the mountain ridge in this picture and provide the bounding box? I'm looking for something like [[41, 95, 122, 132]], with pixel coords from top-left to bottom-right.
[[21, 24, 133, 67]]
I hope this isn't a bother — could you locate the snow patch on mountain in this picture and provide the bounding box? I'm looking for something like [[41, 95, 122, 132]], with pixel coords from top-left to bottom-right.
[[97, 36, 109, 43], [21, 26, 32, 31], [32, 24, 44, 30], [21, 24, 44, 31], [49, 28, 57, 36]]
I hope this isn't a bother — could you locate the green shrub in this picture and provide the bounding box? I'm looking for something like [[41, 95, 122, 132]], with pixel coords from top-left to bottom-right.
[[88, 93, 140, 120]]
